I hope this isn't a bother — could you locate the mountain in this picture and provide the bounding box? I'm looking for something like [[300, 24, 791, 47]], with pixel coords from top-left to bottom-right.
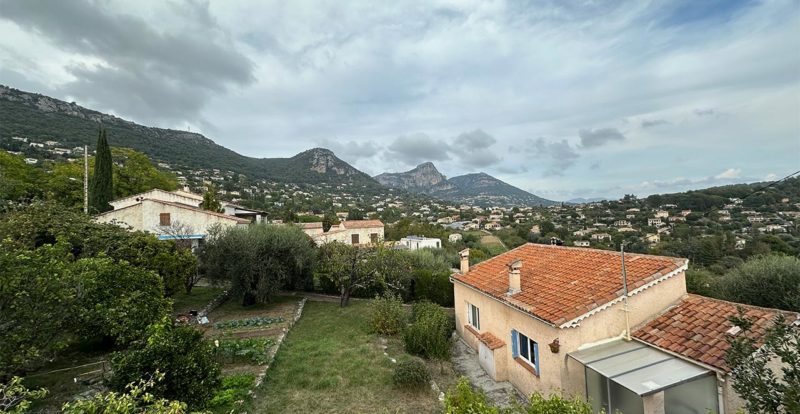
[[373, 162, 446, 191], [566, 197, 607, 204], [375, 163, 555, 207], [0, 85, 378, 187]]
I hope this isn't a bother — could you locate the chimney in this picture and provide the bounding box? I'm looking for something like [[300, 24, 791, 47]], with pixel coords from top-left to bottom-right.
[[459, 248, 470, 274], [507, 259, 522, 295]]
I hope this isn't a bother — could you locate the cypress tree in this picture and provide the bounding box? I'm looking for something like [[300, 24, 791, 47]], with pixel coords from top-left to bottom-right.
[[89, 128, 113, 213]]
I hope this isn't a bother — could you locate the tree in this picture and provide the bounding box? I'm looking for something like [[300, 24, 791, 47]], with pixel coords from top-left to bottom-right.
[[89, 128, 113, 214], [0, 152, 44, 204], [0, 241, 76, 376], [62, 372, 188, 414], [201, 224, 316, 306], [111, 148, 178, 197], [110, 320, 220, 409], [159, 220, 203, 293], [725, 312, 800, 414], [201, 184, 223, 212], [317, 242, 410, 306], [713, 255, 800, 312], [0, 377, 48, 413], [73, 257, 171, 345], [322, 211, 338, 232], [347, 208, 363, 220]]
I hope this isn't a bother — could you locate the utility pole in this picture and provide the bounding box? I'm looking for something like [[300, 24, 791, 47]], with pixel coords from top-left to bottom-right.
[[83, 145, 89, 214]]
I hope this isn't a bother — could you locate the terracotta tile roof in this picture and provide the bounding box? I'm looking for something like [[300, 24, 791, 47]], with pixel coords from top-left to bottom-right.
[[634, 294, 798, 372], [464, 325, 506, 350], [453, 243, 687, 327], [341, 219, 384, 229]]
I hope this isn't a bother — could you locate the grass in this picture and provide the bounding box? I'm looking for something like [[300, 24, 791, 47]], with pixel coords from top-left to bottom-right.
[[251, 300, 458, 414], [172, 285, 225, 315]]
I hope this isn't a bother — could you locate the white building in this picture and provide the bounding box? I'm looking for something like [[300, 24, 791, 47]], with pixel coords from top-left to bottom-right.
[[573, 240, 590, 247], [448, 233, 463, 243], [648, 218, 663, 227], [399, 236, 442, 250]]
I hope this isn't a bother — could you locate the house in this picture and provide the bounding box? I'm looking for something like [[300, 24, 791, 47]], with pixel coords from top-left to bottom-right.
[[222, 202, 268, 223], [451, 244, 798, 414], [573, 240, 590, 247], [399, 236, 442, 250], [645, 233, 660, 244], [452, 245, 690, 411], [613, 220, 630, 227], [654, 210, 669, 218], [591, 233, 611, 242], [311, 219, 384, 246], [484, 222, 503, 231], [299, 222, 325, 237], [648, 218, 662, 227], [96, 190, 250, 248], [449, 233, 463, 243]]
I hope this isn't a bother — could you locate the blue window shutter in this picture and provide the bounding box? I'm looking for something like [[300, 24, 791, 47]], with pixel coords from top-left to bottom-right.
[[511, 330, 519, 357], [533, 342, 540, 376]]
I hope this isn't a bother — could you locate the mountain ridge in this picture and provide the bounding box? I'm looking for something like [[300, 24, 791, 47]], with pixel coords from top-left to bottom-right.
[[374, 163, 556, 207]]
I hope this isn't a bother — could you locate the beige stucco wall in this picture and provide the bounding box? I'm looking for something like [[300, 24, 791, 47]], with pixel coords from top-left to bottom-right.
[[453, 270, 687, 401], [96, 199, 245, 235], [110, 189, 202, 210], [313, 226, 384, 245]]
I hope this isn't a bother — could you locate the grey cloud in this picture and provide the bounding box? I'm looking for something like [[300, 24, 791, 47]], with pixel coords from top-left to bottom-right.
[[528, 138, 580, 176], [694, 108, 715, 117], [317, 138, 379, 162], [0, 0, 254, 124], [589, 162, 601, 170], [579, 127, 625, 148], [450, 129, 501, 168], [385, 133, 450, 165], [641, 119, 668, 128]]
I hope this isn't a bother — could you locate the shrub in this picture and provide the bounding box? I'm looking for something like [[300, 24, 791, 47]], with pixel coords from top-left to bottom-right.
[[370, 293, 407, 335], [392, 358, 431, 389], [521, 392, 594, 413], [403, 302, 453, 360], [215, 338, 274, 365], [411, 269, 455, 307], [208, 373, 256, 408], [444, 378, 499, 414], [712, 255, 800, 312], [63, 372, 187, 414], [110, 320, 221, 409]]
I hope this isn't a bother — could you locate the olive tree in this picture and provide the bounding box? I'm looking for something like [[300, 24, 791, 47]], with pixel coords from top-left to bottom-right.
[[201, 223, 316, 306]]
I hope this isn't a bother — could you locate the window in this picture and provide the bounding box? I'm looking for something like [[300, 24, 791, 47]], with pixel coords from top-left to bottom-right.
[[467, 303, 480, 330], [159, 213, 171, 226], [351, 234, 360, 244], [370, 233, 378, 243], [511, 329, 539, 375]]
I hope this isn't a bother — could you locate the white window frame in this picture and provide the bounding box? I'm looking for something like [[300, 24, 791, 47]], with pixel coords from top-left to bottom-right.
[[467, 303, 480, 331], [517, 332, 537, 367]]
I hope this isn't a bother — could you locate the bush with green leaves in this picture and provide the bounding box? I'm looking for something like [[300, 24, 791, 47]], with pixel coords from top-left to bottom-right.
[[0, 241, 76, 376], [110, 320, 221, 409], [63, 372, 187, 414], [370, 293, 407, 335], [712, 255, 800, 312], [74, 257, 171, 345], [444, 377, 499, 414], [215, 338, 275, 365], [213, 316, 284, 330], [392, 358, 431, 389], [518, 392, 593, 414], [208, 373, 256, 409], [403, 302, 453, 360], [0, 377, 48, 414]]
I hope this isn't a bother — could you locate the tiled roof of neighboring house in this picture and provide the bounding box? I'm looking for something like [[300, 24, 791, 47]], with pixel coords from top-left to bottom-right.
[[96, 198, 251, 224], [171, 189, 204, 200], [341, 219, 384, 229], [633, 294, 798, 372], [453, 243, 687, 327], [300, 222, 324, 229]]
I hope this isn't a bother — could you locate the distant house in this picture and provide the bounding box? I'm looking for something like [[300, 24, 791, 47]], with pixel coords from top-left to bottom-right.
[[645, 233, 660, 244], [484, 222, 503, 231], [449, 233, 463, 243], [648, 218, 663, 227], [311, 219, 384, 246], [299, 222, 325, 237], [591, 233, 611, 242], [573, 240, 590, 247], [399, 236, 441, 250], [613, 220, 630, 227], [222, 202, 268, 223], [96, 189, 250, 248]]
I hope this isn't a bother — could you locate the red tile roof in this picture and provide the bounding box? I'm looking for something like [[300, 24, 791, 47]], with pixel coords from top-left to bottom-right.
[[341, 219, 384, 229], [453, 243, 687, 327], [634, 294, 798, 372], [464, 325, 505, 350]]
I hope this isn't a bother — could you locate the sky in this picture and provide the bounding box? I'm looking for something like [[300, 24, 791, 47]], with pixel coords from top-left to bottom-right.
[[1, 0, 798, 201]]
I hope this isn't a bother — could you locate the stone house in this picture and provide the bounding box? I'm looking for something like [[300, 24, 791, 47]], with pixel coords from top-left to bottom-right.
[[310, 219, 384, 246]]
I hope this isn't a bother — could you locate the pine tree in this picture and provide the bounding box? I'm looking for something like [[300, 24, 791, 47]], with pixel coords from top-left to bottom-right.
[[89, 128, 113, 213], [201, 184, 223, 212]]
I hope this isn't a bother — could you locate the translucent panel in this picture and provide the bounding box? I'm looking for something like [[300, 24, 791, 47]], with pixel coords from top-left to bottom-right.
[[665, 375, 718, 414], [609, 379, 644, 414], [586, 368, 609, 414]]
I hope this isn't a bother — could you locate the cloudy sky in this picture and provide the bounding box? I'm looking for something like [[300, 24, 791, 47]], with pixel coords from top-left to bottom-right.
[[1, 0, 798, 201]]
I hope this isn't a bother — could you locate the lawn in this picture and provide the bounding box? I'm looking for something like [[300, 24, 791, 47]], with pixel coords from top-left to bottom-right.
[[252, 300, 459, 414], [171, 285, 225, 315]]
